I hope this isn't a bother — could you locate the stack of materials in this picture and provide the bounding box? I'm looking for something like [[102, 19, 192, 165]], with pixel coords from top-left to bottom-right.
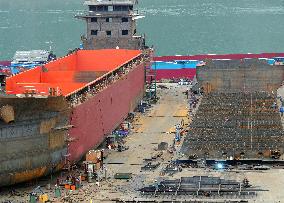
[[85, 150, 103, 170], [140, 176, 258, 197]]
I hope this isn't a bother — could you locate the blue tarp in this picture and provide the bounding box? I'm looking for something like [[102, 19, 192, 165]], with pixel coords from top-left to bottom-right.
[[151, 60, 200, 70], [114, 130, 129, 137], [267, 59, 275, 65], [152, 58, 284, 70]]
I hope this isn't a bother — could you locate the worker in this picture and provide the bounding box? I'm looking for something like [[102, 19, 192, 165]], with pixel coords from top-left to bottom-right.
[[154, 180, 159, 191], [272, 102, 277, 109], [181, 119, 184, 127], [54, 185, 61, 198], [175, 124, 181, 142], [117, 143, 122, 152], [280, 106, 284, 117]]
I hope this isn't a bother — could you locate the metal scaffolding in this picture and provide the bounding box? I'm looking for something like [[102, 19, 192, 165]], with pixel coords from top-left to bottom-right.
[[182, 92, 284, 159]]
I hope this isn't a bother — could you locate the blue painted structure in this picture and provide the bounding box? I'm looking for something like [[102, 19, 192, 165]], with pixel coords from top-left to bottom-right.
[[152, 58, 284, 70], [152, 60, 201, 70]]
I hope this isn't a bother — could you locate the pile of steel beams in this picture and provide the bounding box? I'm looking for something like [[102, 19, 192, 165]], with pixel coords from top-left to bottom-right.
[[139, 176, 259, 198], [182, 92, 284, 159]]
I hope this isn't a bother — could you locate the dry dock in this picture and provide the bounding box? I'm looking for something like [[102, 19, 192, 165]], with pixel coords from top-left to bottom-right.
[[1, 83, 284, 203]]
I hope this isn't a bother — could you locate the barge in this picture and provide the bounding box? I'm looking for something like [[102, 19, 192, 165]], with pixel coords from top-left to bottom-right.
[[153, 53, 284, 81]]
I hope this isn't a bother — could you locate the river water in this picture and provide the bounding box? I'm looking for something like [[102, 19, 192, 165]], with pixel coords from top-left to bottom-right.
[[0, 0, 284, 60]]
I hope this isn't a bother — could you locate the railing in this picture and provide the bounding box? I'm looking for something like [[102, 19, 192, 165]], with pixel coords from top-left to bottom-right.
[[77, 9, 139, 17], [84, 0, 138, 5]]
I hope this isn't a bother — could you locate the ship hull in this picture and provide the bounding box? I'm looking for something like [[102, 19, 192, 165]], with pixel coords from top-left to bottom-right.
[[155, 69, 196, 81], [0, 97, 70, 187], [153, 53, 284, 80], [0, 151, 66, 187], [0, 61, 11, 66], [0, 63, 145, 186], [68, 62, 145, 162], [2, 49, 146, 186]]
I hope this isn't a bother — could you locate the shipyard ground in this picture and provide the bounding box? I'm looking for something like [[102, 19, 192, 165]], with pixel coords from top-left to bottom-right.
[[1, 83, 284, 203]]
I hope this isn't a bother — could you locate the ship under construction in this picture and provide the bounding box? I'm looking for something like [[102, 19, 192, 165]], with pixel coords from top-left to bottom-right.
[[1, 0, 284, 192], [0, 0, 151, 187]]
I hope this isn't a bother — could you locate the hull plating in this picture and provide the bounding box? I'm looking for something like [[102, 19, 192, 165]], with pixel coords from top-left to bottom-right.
[[68, 63, 145, 162], [2, 50, 145, 186], [154, 53, 284, 61], [153, 53, 284, 80], [156, 69, 196, 81], [0, 97, 70, 187]]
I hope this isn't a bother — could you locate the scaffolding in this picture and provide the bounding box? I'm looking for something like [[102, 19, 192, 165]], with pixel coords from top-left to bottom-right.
[[182, 92, 284, 159], [182, 59, 284, 160]]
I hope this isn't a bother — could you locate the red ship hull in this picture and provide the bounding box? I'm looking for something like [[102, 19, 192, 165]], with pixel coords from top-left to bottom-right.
[[68, 62, 144, 161], [154, 53, 284, 61], [0, 61, 11, 66], [155, 69, 196, 81], [153, 53, 284, 80]]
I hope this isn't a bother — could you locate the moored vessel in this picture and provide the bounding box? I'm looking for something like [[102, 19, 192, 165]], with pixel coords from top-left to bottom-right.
[[153, 53, 284, 81]]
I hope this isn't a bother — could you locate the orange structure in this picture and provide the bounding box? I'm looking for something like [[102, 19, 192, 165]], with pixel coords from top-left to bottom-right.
[[6, 49, 141, 96]]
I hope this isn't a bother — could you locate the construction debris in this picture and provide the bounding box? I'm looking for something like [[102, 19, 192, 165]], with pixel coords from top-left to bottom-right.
[[161, 162, 182, 176], [158, 142, 169, 151], [114, 173, 132, 180], [141, 162, 161, 171]]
